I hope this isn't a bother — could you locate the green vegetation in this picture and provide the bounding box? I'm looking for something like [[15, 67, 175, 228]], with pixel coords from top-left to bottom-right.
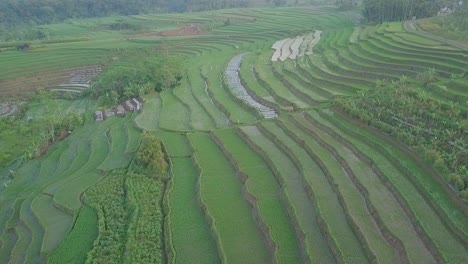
[[1, 4, 467, 264], [337, 81, 468, 196], [48, 206, 98, 264]]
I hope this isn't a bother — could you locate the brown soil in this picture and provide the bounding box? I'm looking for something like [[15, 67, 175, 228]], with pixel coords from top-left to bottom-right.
[[37, 131, 71, 157], [157, 24, 205, 37]]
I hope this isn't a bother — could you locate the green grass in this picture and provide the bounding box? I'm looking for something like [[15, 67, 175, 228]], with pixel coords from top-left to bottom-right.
[[47, 205, 98, 264], [188, 132, 270, 264]]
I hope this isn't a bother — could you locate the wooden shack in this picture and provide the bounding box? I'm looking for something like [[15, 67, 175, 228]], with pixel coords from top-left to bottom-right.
[[104, 109, 115, 119], [116, 105, 126, 116], [131, 98, 142, 111], [95, 111, 104, 121], [124, 100, 135, 111]]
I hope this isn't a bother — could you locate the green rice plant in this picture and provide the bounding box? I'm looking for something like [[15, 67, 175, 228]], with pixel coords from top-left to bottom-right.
[[167, 157, 221, 264], [173, 78, 216, 131], [188, 132, 270, 264], [255, 52, 308, 108], [32, 194, 73, 256], [295, 113, 435, 263], [240, 125, 337, 263], [98, 120, 130, 171], [239, 53, 279, 108], [135, 93, 162, 131], [214, 129, 302, 263], [186, 67, 229, 128], [313, 110, 468, 263], [47, 206, 97, 264], [159, 90, 191, 131]]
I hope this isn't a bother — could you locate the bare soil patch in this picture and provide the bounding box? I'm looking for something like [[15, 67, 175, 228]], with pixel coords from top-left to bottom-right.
[[157, 24, 205, 37]]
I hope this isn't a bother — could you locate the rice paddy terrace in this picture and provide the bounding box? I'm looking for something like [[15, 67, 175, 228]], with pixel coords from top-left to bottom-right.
[[1, 5, 468, 264]]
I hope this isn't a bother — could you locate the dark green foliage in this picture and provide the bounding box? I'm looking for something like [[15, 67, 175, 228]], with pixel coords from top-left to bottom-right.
[[92, 56, 182, 106], [0, 0, 249, 29], [0, 92, 85, 166], [135, 132, 168, 178], [108, 20, 143, 31], [336, 81, 468, 193], [362, 0, 457, 23], [85, 171, 129, 264], [125, 172, 165, 263], [84, 134, 168, 263]]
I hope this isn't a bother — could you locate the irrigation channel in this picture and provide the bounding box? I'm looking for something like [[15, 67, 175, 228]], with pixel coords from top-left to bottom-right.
[[225, 54, 277, 119]]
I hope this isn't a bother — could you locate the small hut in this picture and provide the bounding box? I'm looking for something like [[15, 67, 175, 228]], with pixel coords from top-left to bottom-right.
[[95, 111, 104, 121], [124, 100, 135, 111], [104, 109, 115, 119], [116, 105, 126, 116], [131, 98, 142, 111]]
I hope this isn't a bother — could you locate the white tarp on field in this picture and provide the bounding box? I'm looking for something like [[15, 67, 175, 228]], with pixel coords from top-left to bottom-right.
[[272, 30, 322, 61]]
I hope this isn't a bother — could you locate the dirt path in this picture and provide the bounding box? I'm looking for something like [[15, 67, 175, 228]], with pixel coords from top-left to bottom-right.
[[404, 20, 468, 51]]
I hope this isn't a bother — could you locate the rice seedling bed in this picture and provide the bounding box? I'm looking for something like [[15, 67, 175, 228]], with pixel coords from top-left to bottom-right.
[[48, 205, 98, 264], [347, 45, 424, 75], [31, 194, 73, 255], [299, 113, 436, 263], [167, 157, 221, 264], [241, 125, 337, 263], [214, 129, 302, 263], [98, 120, 130, 171], [356, 43, 460, 75], [188, 132, 270, 264], [377, 34, 468, 60], [276, 119, 390, 263], [135, 93, 162, 131], [173, 78, 216, 131], [271, 64, 324, 106], [313, 110, 468, 263], [159, 90, 191, 131], [256, 54, 308, 108], [280, 61, 331, 101], [365, 38, 468, 70], [305, 56, 370, 90], [239, 54, 280, 109]]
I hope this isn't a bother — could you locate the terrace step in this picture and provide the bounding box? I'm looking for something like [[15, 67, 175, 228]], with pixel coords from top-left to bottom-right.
[[225, 54, 277, 119]]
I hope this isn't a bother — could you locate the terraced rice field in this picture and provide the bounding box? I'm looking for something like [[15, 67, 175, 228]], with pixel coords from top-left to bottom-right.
[[1, 5, 467, 264]]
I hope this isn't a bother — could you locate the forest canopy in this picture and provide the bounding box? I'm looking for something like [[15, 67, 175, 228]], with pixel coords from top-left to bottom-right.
[[361, 0, 465, 23], [0, 0, 249, 28]]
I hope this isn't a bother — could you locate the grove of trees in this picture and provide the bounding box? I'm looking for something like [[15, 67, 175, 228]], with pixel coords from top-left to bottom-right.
[[91, 55, 183, 107], [361, 0, 465, 23], [0, 0, 249, 28]]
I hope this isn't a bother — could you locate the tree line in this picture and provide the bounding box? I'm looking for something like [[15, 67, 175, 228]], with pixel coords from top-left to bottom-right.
[[360, 0, 465, 23], [0, 0, 249, 28]]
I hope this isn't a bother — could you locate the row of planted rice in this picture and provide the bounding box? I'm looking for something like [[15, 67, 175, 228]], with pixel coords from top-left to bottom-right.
[[271, 30, 322, 62]]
